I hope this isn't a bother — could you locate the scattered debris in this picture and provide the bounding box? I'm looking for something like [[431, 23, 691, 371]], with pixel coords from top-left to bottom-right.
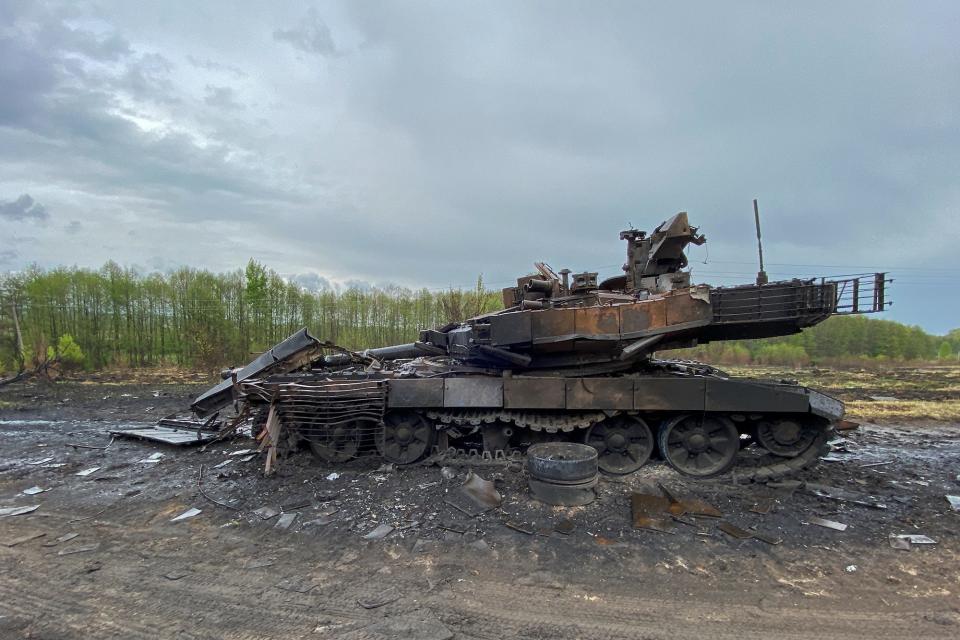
[[137, 452, 165, 464], [357, 587, 401, 609], [946, 495, 960, 511], [891, 534, 936, 545], [325, 472, 340, 481], [504, 521, 535, 535], [363, 524, 394, 540], [58, 543, 100, 556], [445, 471, 501, 516], [170, 507, 202, 522], [198, 464, 240, 511], [440, 466, 457, 480], [229, 449, 253, 456], [717, 522, 753, 539], [212, 459, 233, 469], [554, 518, 575, 535], [889, 535, 912, 550], [252, 506, 279, 520], [111, 426, 216, 445], [164, 570, 190, 581], [26, 457, 55, 465], [75, 467, 100, 477], [2, 532, 46, 547], [808, 517, 848, 531], [303, 509, 338, 527], [0, 505, 40, 517], [275, 512, 297, 530], [845, 565, 858, 573], [806, 483, 887, 509], [21, 486, 49, 496], [630, 492, 674, 533], [749, 498, 775, 515], [42, 532, 78, 547]]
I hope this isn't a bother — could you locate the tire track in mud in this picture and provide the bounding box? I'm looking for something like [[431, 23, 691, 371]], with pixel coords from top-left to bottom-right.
[[432, 576, 957, 640]]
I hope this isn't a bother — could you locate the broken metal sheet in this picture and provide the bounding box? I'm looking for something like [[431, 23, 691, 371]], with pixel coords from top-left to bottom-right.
[[363, 524, 394, 540], [445, 471, 502, 516], [357, 588, 401, 609], [138, 452, 165, 464], [275, 512, 297, 530], [111, 426, 217, 446], [170, 507, 202, 522], [303, 509, 339, 527], [21, 486, 49, 496], [808, 517, 848, 531], [75, 467, 100, 477], [806, 483, 887, 509], [42, 532, 78, 547], [946, 495, 960, 511], [630, 492, 675, 533], [58, 543, 100, 556], [751, 532, 782, 546], [749, 498, 775, 515], [892, 534, 936, 545], [717, 522, 754, 539], [554, 519, 575, 535], [0, 505, 40, 517], [2, 532, 46, 547], [229, 449, 253, 456], [504, 521, 535, 535], [252, 506, 280, 520], [212, 459, 233, 469], [668, 497, 722, 518], [888, 535, 912, 550]]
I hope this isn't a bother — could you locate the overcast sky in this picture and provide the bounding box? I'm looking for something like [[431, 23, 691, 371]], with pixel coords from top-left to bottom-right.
[[1, 1, 958, 332]]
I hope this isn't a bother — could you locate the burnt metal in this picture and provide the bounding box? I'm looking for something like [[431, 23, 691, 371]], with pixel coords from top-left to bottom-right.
[[526, 443, 598, 483], [528, 476, 598, 507], [192, 211, 889, 480]]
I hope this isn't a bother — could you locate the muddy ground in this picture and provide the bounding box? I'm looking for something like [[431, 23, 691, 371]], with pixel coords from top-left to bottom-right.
[[1, 374, 959, 639]]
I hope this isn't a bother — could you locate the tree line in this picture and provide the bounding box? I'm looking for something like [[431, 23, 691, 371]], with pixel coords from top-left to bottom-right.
[[0, 260, 956, 373]]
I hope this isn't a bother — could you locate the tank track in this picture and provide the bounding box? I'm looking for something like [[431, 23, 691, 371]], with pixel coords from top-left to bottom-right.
[[418, 408, 832, 483]]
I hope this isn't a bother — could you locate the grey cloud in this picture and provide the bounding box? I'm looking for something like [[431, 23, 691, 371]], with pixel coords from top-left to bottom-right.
[[291, 272, 334, 292], [187, 55, 247, 78], [0, 194, 49, 223], [65, 220, 82, 234], [204, 85, 244, 111], [273, 8, 338, 56]]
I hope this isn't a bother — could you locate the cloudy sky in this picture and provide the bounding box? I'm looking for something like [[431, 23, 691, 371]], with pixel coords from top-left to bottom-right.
[[1, 1, 958, 332]]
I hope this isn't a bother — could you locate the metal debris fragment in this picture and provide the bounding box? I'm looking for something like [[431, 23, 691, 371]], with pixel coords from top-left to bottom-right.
[[303, 510, 338, 527], [504, 521, 534, 535], [21, 486, 49, 496], [749, 498, 775, 515], [445, 471, 501, 516], [630, 492, 674, 533], [164, 571, 190, 581], [325, 472, 340, 481], [75, 467, 100, 477], [891, 534, 936, 545], [2, 532, 46, 547], [717, 522, 754, 539], [357, 588, 401, 609], [58, 543, 99, 556], [946, 495, 960, 511], [554, 519, 575, 535], [363, 524, 394, 540], [808, 517, 848, 531], [806, 483, 886, 509], [252, 506, 279, 520], [170, 507, 202, 522], [137, 452, 165, 464], [0, 505, 40, 517], [42, 532, 78, 547], [212, 459, 233, 469], [26, 457, 55, 465], [275, 512, 297, 530]]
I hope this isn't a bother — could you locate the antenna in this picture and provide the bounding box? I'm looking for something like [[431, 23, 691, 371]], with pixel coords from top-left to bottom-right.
[[753, 198, 768, 285]]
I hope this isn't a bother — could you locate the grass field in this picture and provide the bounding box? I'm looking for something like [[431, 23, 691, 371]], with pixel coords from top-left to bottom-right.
[[728, 363, 960, 422]]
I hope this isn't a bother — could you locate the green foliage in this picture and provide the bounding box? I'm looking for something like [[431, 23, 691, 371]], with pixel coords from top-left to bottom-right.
[[0, 263, 504, 371], [938, 341, 954, 360]]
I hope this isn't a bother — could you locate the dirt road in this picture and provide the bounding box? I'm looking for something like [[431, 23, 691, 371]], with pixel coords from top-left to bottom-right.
[[1, 379, 958, 639]]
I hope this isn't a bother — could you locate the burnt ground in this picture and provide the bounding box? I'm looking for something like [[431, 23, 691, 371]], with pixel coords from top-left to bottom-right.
[[1, 376, 959, 639]]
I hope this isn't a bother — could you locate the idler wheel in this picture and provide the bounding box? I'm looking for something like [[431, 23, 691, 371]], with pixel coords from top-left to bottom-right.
[[755, 418, 816, 457], [308, 420, 363, 463], [376, 411, 436, 464], [585, 415, 654, 475], [526, 442, 598, 483], [658, 414, 739, 478]]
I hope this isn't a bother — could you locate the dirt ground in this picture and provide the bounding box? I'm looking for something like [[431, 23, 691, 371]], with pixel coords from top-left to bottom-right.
[[1, 369, 959, 639]]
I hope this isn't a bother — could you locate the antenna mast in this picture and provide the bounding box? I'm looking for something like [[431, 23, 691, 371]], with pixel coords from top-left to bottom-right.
[[753, 198, 768, 285]]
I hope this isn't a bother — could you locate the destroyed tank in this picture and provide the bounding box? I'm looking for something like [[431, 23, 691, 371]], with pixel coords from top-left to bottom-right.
[[192, 213, 888, 481]]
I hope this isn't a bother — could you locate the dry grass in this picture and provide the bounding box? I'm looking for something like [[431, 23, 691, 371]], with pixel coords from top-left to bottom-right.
[[728, 364, 960, 423]]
